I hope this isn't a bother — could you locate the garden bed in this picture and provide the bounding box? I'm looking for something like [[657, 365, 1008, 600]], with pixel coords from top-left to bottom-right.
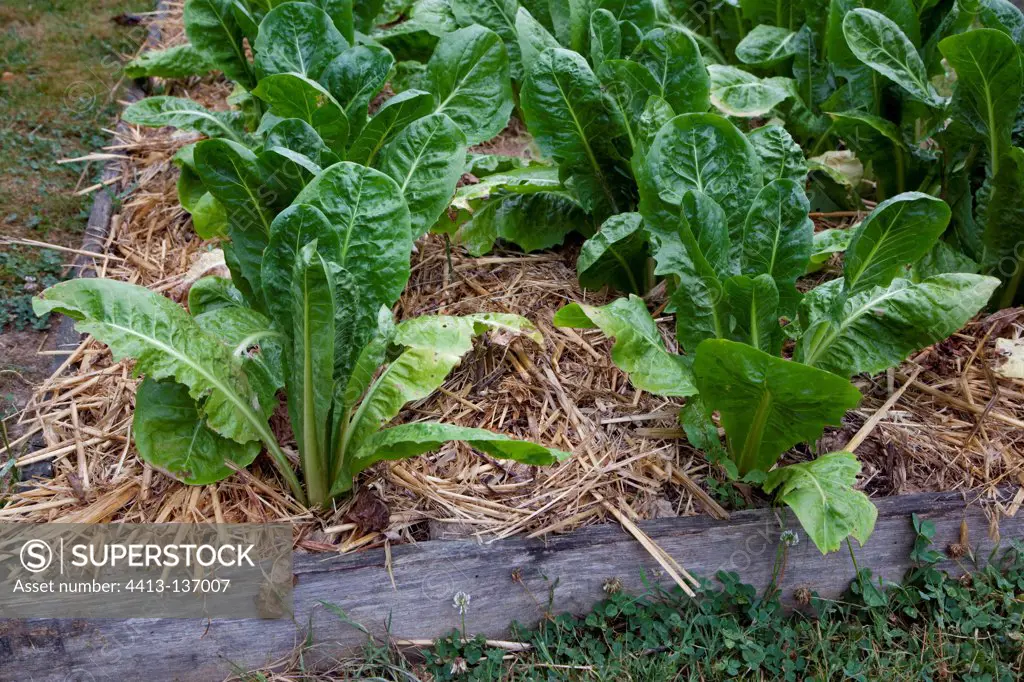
[[1, 5, 1024, 678]]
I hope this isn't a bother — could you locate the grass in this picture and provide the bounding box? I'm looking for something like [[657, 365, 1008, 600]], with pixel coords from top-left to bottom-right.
[[245, 517, 1024, 681], [0, 0, 150, 330]]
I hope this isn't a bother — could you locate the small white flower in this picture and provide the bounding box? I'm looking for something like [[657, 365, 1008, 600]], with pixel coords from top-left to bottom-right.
[[452, 590, 471, 614], [450, 656, 468, 675], [780, 529, 799, 547]]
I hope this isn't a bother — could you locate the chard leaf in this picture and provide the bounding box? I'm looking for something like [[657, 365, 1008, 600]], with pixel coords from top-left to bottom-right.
[[346, 422, 569, 491], [124, 43, 211, 79], [520, 48, 623, 217], [252, 73, 350, 153], [378, 113, 467, 238], [194, 139, 282, 299], [842, 8, 941, 106], [193, 304, 285, 408], [184, 0, 255, 88], [352, 0, 385, 32], [741, 179, 814, 285], [263, 118, 340, 170], [763, 452, 878, 554], [456, 190, 589, 256], [589, 8, 621, 69], [640, 112, 763, 238], [344, 313, 544, 455], [843, 192, 950, 295], [318, 45, 394, 136], [652, 191, 730, 352], [32, 279, 271, 444], [516, 6, 561, 67], [286, 242, 339, 505], [633, 94, 674, 159], [261, 204, 343, 335], [828, 110, 908, 198], [736, 24, 800, 66], [553, 295, 697, 397], [939, 29, 1023, 176], [122, 96, 247, 143], [982, 147, 1024, 307], [294, 162, 413, 321], [747, 124, 807, 184], [191, 192, 229, 239], [635, 27, 710, 114], [577, 212, 648, 294], [188, 276, 244, 316], [724, 274, 780, 353], [254, 2, 348, 80], [796, 275, 1000, 377], [451, 0, 521, 78], [707, 65, 791, 118], [598, 59, 661, 149], [347, 89, 435, 165], [425, 25, 514, 146], [693, 339, 862, 475], [134, 378, 260, 485]]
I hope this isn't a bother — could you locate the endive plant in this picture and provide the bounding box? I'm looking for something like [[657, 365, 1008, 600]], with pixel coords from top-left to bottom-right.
[[36, 160, 567, 507], [556, 112, 1000, 553]]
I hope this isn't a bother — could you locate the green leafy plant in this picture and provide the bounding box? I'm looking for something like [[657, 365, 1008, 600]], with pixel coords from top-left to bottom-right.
[[35, 159, 567, 507], [555, 113, 999, 553]]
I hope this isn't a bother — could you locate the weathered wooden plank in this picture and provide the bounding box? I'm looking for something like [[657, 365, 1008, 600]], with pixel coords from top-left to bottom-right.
[[0, 491, 1017, 681]]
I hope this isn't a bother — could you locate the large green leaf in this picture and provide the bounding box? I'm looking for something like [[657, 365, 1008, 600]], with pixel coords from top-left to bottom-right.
[[346, 89, 435, 166], [455, 190, 589, 255], [635, 27, 710, 114], [252, 73, 350, 153], [261, 204, 343, 334], [939, 29, 1023, 176], [263, 118, 341, 170], [640, 113, 763, 238], [318, 45, 394, 136], [284, 241, 340, 505], [184, 0, 255, 88], [549, 0, 591, 52], [707, 65, 791, 118], [122, 96, 247, 143], [520, 47, 623, 216], [589, 8, 621, 69], [293, 162, 412, 318], [345, 422, 569, 493], [516, 6, 561, 67], [843, 192, 950, 295], [378, 113, 467, 238], [190, 192, 229, 239], [828, 110, 909, 198], [741, 179, 814, 285], [651, 191, 731, 352], [693, 339, 862, 475], [553, 295, 697, 397], [842, 8, 941, 106], [724, 274, 780, 353], [32, 279, 270, 444], [735, 24, 800, 66], [577, 212, 648, 294], [124, 43, 211, 79], [764, 452, 878, 554], [597, 59, 660, 150], [342, 306, 396, 412], [796, 275, 1000, 377], [254, 2, 347, 80], [982, 147, 1024, 308], [134, 378, 261, 485], [425, 25, 514, 146], [311, 0, 355, 43], [451, 0, 521, 78], [747, 124, 807, 184]]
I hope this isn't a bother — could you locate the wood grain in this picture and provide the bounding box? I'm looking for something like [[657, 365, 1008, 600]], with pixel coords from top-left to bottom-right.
[[1, 491, 1017, 681]]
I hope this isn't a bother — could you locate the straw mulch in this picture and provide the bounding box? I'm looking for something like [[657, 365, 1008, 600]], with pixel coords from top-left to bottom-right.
[[2, 7, 1023, 551]]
